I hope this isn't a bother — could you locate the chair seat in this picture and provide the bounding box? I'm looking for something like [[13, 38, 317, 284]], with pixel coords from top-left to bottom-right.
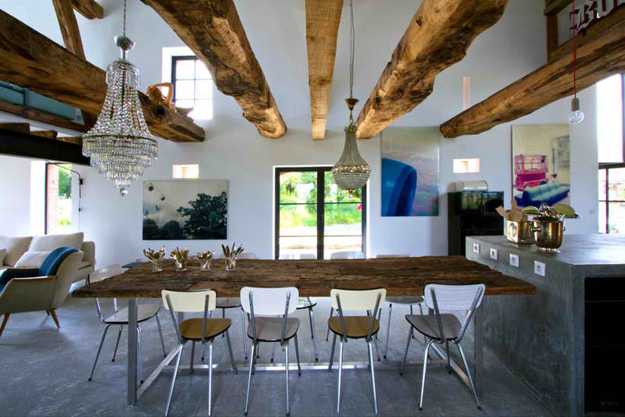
[[387, 296, 423, 305], [247, 317, 299, 342], [216, 297, 241, 309], [104, 304, 161, 324], [180, 318, 231, 341], [406, 314, 462, 341], [329, 316, 380, 339], [296, 297, 317, 310]]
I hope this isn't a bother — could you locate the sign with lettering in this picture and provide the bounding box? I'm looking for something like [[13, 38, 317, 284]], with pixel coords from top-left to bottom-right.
[[570, 0, 625, 31]]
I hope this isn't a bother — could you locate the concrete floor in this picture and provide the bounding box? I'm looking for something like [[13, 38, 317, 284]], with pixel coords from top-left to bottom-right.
[[0, 297, 551, 417]]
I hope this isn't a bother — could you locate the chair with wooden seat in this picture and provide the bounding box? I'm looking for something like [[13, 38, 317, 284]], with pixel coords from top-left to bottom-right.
[[400, 283, 485, 410], [240, 286, 301, 416], [376, 254, 424, 359], [328, 288, 386, 415], [161, 289, 238, 417]]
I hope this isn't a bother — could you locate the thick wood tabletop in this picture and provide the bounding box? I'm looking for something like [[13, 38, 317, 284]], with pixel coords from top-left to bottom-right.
[[72, 257, 535, 299]]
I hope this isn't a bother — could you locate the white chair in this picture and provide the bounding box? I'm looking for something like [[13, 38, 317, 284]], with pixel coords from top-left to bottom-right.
[[400, 284, 485, 410], [241, 286, 301, 416], [161, 290, 238, 417], [330, 251, 365, 259], [328, 288, 386, 415], [376, 254, 424, 359]]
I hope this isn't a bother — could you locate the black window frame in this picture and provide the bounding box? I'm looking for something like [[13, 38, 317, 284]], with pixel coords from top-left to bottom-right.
[[274, 166, 367, 260], [598, 73, 625, 233], [170, 55, 213, 119]]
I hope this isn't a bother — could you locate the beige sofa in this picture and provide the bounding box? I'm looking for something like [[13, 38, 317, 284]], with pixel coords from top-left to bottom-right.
[[0, 233, 95, 283]]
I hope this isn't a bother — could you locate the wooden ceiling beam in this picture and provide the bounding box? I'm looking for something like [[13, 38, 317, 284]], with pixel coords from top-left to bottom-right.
[[0, 10, 204, 142], [440, 6, 625, 138], [354, 0, 508, 139], [52, 0, 85, 57], [71, 0, 104, 19], [0, 100, 88, 132], [305, 0, 343, 140], [544, 0, 571, 16], [142, 0, 287, 139]]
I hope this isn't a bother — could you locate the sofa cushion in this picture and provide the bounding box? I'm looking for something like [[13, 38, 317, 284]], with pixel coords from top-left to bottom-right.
[[14, 251, 52, 268], [29, 232, 84, 252], [0, 236, 33, 266]]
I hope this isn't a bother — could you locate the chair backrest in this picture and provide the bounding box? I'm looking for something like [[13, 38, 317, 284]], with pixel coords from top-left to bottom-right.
[[423, 284, 485, 342], [161, 289, 217, 313], [51, 251, 83, 308], [330, 251, 365, 259], [240, 287, 298, 316], [330, 288, 386, 311]]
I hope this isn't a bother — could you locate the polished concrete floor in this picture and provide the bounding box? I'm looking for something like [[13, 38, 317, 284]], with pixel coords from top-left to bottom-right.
[[0, 297, 551, 417]]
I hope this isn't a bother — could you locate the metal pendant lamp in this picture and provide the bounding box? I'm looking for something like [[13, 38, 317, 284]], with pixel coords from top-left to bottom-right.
[[332, 0, 370, 191], [82, 0, 158, 197]]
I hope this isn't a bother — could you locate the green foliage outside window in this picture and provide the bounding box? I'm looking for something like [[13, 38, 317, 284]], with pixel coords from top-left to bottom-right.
[[58, 165, 72, 198]]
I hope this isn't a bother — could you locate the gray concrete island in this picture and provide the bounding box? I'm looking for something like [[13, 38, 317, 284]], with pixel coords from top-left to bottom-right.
[[466, 234, 625, 417]]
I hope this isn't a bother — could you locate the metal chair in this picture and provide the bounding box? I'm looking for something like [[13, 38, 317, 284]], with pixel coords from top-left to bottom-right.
[[269, 297, 319, 362], [376, 255, 424, 359], [400, 283, 485, 410], [328, 288, 386, 415], [88, 298, 166, 382], [161, 289, 238, 417], [241, 286, 301, 416]]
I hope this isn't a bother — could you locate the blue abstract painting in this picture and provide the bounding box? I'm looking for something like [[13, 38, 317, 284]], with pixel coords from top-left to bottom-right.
[[381, 128, 440, 217]]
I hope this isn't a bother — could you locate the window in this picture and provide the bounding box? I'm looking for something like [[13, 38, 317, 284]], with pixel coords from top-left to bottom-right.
[[598, 74, 625, 233], [45, 163, 79, 234], [172, 164, 199, 179], [171, 56, 213, 120], [275, 167, 366, 259]]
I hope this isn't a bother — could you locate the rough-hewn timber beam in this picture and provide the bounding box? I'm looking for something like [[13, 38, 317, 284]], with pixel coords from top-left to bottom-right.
[[354, 0, 508, 139], [440, 6, 625, 138], [52, 0, 85, 57], [0, 10, 204, 142], [305, 0, 343, 140], [142, 0, 287, 139], [71, 0, 103, 19], [544, 0, 571, 16]]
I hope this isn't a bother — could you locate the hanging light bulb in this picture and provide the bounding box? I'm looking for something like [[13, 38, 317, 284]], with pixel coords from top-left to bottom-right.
[[568, 0, 584, 125], [332, 0, 370, 191], [82, 0, 158, 197]]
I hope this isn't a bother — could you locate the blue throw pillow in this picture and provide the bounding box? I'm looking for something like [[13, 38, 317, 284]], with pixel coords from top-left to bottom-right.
[[39, 247, 78, 276]]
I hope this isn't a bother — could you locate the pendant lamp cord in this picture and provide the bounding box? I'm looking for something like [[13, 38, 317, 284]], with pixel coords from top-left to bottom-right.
[[122, 0, 127, 37], [570, 0, 577, 99], [347, 0, 356, 124]]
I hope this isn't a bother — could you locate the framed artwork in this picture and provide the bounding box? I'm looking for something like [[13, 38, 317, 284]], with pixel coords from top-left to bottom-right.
[[143, 180, 228, 240], [381, 127, 440, 216], [512, 124, 571, 208]]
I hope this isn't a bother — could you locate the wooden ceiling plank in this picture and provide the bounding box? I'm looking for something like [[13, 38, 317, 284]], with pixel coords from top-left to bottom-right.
[[440, 6, 625, 138], [71, 0, 104, 19], [306, 0, 343, 140], [354, 0, 508, 139], [52, 0, 85, 57], [142, 0, 286, 139], [0, 122, 30, 134], [31, 130, 59, 140], [0, 100, 88, 132], [544, 0, 571, 16], [0, 10, 204, 142]]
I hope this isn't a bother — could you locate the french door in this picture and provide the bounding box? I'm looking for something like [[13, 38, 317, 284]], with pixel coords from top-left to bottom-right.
[[274, 167, 366, 260]]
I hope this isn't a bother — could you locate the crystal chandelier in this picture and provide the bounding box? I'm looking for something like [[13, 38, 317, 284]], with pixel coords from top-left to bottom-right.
[[82, 0, 158, 197], [332, 0, 370, 191]]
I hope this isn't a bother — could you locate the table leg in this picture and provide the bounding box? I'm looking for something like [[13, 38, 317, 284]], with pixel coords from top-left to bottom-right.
[[127, 299, 138, 405], [474, 296, 485, 395]]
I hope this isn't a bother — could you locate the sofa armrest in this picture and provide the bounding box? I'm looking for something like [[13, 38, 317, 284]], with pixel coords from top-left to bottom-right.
[[81, 241, 95, 268]]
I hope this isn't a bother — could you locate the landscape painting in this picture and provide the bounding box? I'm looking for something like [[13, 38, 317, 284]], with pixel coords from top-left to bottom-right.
[[512, 124, 570, 208], [381, 127, 440, 216], [143, 180, 228, 240]]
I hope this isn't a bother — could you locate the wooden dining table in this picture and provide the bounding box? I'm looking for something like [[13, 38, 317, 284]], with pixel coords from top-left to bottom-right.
[[73, 256, 535, 406]]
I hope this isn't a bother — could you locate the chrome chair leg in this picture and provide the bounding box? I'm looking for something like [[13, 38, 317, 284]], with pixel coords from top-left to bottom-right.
[[373, 334, 382, 361], [156, 313, 167, 357], [284, 344, 290, 416], [271, 342, 276, 363], [367, 341, 379, 415], [294, 334, 302, 376], [208, 342, 214, 416], [307, 304, 319, 361], [225, 331, 238, 374], [137, 325, 144, 384], [244, 343, 256, 416], [326, 307, 334, 341], [336, 340, 344, 415], [400, 327, 413, 376], [241, 307, 248, 360], [457, 343, 481, 409], [329, 333, 337, 370], [111, 325, 122, 362], [419, 341, 432, 410], [164, 345, 183, 417], [190, 340, 196, 374], [384, 303, 393, 359], [88, 324, 111, 381]]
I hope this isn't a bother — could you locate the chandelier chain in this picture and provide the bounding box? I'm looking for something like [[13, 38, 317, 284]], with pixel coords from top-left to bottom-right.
[[122, 0, 127, 37]]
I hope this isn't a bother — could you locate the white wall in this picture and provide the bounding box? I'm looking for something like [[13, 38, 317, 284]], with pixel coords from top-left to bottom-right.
[[0, 155, 31, 236], [0, 0, 599, 266]]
